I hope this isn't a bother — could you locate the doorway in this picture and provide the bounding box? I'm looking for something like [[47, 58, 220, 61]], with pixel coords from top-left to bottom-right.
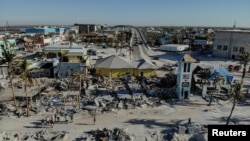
[[232, 55, 235, 59], [140, 72, 144, 77], [184, 91, 188, 99]]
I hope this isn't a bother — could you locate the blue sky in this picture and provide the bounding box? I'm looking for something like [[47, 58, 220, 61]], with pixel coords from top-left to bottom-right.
[[0, 0, 250, 27]]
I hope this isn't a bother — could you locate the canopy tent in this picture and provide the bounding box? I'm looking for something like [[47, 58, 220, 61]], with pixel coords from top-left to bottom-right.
[[208, 68, 234, 83]]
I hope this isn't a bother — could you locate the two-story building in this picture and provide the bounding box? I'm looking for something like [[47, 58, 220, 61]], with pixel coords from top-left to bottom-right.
[[212, 29, 250, 59], [71, 24, 99, 34], [42, 45, 90, 77]]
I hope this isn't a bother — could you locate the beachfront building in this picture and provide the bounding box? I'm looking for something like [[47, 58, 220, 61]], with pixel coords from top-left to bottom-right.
[[42, 45, 90, 76], [95, 55, 133, 78], [42, 45, 89, 63], [213, 29, 250, 59], [95, 55, 158, 78], [176, 54, 198, 99], [201, 68, 234, 98]]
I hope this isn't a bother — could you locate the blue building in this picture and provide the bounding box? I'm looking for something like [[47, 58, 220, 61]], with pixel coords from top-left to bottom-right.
[[55, 28, 65, 34], [20, 27, 65, 35]]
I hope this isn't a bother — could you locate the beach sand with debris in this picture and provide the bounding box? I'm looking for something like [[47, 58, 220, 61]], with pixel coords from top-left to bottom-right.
[[1, 47, 250, 141]]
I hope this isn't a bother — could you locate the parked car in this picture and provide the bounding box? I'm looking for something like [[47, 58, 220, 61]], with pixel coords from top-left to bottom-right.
[[48, 97, 63, 106]]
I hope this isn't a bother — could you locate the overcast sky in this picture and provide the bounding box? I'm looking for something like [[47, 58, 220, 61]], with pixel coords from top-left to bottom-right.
[[0, 0, 249, 27]]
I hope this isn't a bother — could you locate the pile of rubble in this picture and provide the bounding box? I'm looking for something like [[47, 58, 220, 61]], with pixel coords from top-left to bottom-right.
[[82, 128, 136, 141], [0, 130, 70, 141], [176, 124, 207, 135], [77, 123, 208, 141], [165, 123, 208, 141]]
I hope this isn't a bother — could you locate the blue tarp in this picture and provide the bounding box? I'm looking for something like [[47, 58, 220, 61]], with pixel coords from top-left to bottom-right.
[[208, 68, 234, 83]]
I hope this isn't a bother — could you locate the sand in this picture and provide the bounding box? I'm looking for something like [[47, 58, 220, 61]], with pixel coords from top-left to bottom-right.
[[1, 46, 250, 141]]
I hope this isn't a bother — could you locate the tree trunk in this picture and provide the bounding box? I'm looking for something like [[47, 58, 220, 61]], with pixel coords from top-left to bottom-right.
[[25, 80, 29, 117], [9, 74, 18, 111], [226, 97, 236, 125], [241, 66, 246, 83]]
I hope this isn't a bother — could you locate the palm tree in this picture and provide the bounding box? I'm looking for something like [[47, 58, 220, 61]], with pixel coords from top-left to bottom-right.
[[226, 82, 244, 125], [226, 50, 250, 124], [68, 36, 75, 48], [0, 39, 19, 111], [18, 59, 34, 117], [208, 75, 223, 106], [116, 32, 126, 54], [238, 51, 250, 83], [73, 71, 86, 108]]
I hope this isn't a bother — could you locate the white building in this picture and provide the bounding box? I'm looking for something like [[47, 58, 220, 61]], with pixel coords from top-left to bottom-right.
[[176, 54, 198, 99], [213, 29, 250, 59], [159, 44, 189, 52], [43, 36, 61, 45]]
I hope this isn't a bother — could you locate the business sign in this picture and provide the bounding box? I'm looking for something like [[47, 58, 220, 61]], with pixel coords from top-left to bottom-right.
[[182, 82, 189, 87]]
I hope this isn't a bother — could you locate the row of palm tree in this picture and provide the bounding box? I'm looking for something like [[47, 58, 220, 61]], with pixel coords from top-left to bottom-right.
[[0, 39, 19, 111], [1, 39, 35, 117], [18, 59, 34, 117]]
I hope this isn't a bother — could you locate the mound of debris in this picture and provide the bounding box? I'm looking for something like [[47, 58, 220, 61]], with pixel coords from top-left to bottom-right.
[[165, 123, 208, 141], [82, 128, 136, 141], [0, 130, 70, 141]]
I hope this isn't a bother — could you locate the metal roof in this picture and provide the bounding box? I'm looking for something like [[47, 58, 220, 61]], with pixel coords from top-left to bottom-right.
[[176, 54, 197, 63], [95, 55, 132, 69]]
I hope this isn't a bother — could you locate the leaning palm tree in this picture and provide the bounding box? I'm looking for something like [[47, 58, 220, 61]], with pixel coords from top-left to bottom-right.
[[226, 82, 245, 125], [238, 51, 250, 83], [0, 40, 19, 111], [73, 71, 86, 108], [18, 59, 34, 117], [208, 75, 223, 106]]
